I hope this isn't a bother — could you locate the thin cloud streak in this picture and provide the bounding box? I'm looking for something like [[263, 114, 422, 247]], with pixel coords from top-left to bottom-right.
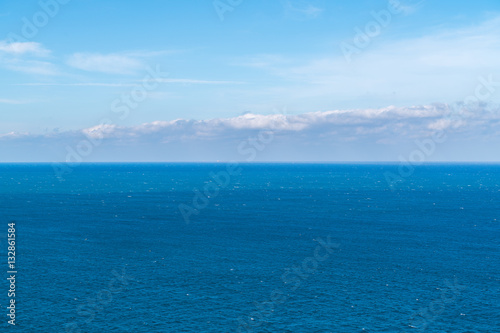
[[283, 0, 324, 20], [0, 98, 28, 104], [155, 79, 246, 85], [13, 79, 244, 87], [13, 82, 139, 87], [3, 59, 59, 76], [67, 53, 145, 75], [65, 49, 179, 75]]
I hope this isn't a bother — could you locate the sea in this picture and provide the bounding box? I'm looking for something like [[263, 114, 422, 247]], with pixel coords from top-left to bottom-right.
[[0, 163, 498, 332]]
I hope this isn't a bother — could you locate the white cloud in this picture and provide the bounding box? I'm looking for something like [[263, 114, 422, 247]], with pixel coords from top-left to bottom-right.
[[156, 78, 244, 85], [14, 80, 241, 87], [14, 82, 138, 87], [2, 104, 499, 162], [394, 0, 425, 15], [3, 59, 58, 76], [82, 124, 118, 139], [6, 103, 496, 143], [124, 50, 178, 58], [0, 41, 49, 56], [67, 53, 145, 74], [283, 1, 323, 20], [234, 54, 291, 69], [0, 98, 27, 104], [0, 41, 56, 75]]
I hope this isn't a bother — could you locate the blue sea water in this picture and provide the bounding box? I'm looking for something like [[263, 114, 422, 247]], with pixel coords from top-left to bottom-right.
[[0, 163, 499, 332]]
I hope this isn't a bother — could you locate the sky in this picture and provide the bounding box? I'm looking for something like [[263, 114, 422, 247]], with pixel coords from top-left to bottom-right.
[[1, 0, 500, 162]]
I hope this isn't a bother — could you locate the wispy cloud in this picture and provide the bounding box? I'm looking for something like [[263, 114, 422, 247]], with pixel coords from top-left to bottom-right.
[[0, 41, 50, 56], [233, 54, 292, 69], [233, 15, 500, 106], [13, 82, 138, 87], [65, 49, 176, 75], [396, 0, 426, 15], [3, 59, 58, 76], [0, 41, 56, 75], [0, 98, 28, 104], [155, 78, 245, 85], [13, 79, 242, 87], [124, 50, 178, 58], [283, 0, 323, 20], [67, 53, 145, 74]]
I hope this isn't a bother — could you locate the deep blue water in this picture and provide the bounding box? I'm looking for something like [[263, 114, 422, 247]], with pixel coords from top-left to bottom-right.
[[0, 163, 499, 332]]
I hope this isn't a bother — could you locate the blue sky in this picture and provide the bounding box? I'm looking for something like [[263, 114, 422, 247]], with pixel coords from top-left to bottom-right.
[[1, 0, 500, 162]]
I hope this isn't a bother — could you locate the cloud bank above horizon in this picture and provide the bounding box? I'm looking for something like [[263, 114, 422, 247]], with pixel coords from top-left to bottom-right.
[[2, 103, 500, 162]]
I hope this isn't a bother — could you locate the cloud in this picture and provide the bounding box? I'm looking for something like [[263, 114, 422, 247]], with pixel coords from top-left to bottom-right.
[[0, 41, 56, 75], [4, 103, 499, 142], [155, 78, 244, 85], [233, 54, 292, 69], [124, 50, 178, 58], [13, 79, 242, 87], [13, 82, 138, 87], [67, 53, 145, 74], [3, 59, 59, 76], [233, 15, 500, 108], [283, 1, 323, 20], [0, 41, 49, 56], [0, 99, 28, 104], [65, 49, 178, 74], [3, 58, 58, 75], [404, 0, 426, 15], [2, 103, 499, 162]]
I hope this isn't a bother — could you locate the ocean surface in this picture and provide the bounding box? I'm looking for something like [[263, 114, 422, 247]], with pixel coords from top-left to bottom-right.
[[0, 163, 499, 332]]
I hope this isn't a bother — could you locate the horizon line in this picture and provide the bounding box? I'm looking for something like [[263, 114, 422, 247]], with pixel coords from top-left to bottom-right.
[[1, 161, 500, 165]]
